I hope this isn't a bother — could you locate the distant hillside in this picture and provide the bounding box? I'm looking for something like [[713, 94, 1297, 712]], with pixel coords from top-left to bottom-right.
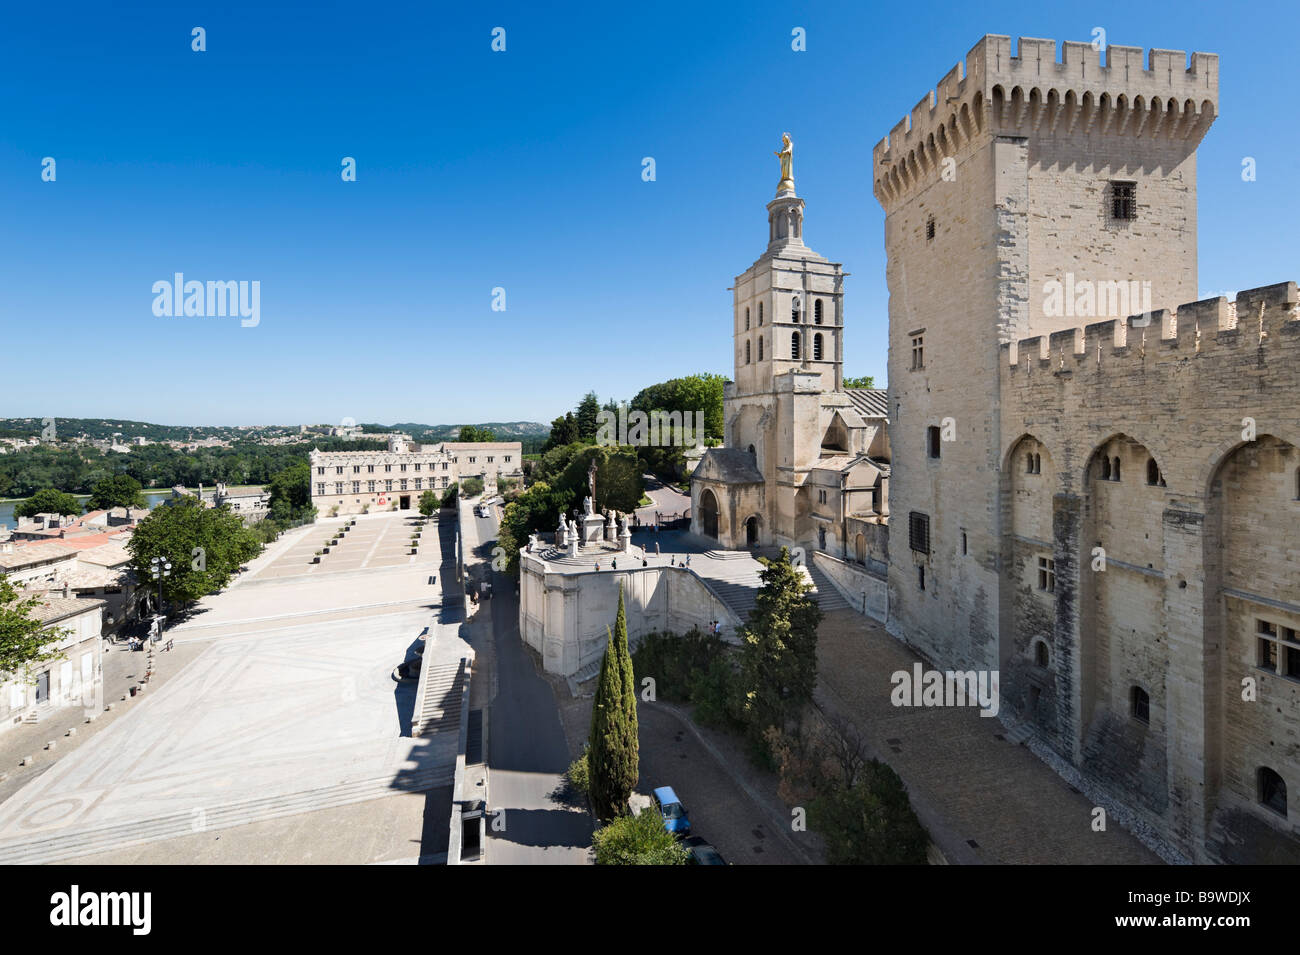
[[0, 417, 549, 443], [388, 421, 550, 441]]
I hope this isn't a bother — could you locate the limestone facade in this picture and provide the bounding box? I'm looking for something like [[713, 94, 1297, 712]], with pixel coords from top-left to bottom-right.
[[309, 433, 522, 515], [875, 34, 1299, 862], [691, 178, 891, 563]]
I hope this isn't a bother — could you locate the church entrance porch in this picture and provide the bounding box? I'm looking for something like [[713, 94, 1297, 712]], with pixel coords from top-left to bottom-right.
[[700, 489, 719, 539]]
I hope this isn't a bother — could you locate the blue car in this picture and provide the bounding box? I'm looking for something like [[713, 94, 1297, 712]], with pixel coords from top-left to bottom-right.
[[652, 786, 691, 836]]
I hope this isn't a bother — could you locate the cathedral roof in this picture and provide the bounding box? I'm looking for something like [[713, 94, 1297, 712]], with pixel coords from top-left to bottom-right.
[[693, 448, 764, 485], [844, 388, 889, 419]]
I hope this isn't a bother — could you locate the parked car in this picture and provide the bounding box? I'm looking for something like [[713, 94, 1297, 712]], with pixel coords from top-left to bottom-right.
[[682, 836, 727, 865], [652, 786, 691, 836]]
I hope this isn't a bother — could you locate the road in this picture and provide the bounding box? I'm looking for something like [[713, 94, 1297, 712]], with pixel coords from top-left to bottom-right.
[[635, 472, 690, 525], [472, 508, 592, 864]]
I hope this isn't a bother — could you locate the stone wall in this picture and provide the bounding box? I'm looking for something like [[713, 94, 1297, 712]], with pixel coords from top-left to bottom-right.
[[519, 557, 738, 677], [813, 551, 887, 622]]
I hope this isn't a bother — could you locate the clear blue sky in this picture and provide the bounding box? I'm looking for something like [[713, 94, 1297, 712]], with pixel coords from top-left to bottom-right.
[[2, 1, 1296, 427]]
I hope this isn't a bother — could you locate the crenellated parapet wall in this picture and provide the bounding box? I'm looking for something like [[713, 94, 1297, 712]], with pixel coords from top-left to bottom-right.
[[874, 35, 1219, 207], [1002, 282, 1300, 378]]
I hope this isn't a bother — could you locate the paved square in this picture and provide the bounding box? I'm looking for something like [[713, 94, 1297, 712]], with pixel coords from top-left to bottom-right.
[[0, 515, 467, 864]]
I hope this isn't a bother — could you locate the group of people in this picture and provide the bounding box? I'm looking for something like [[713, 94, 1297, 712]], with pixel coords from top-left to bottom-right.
[[706, 620, 723, 637]]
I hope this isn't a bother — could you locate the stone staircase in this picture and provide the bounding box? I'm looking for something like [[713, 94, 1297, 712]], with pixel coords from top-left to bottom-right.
[[413, 659, 468, 738], [802, 560, 851, 612]]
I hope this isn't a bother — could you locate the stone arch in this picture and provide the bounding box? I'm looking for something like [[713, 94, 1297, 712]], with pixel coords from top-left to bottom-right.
[[1075, 432, 1171, 814], [791, 331, 800, 360], [1203, 434, 1300, 832], [699, 488, 719, 540], [813, 332, 824, 360], [998, 433, 1060, 732], [744, 513, 761, 547]]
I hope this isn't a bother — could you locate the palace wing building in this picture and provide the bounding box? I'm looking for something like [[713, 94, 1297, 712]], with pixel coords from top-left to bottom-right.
[[310, 433, 522, 514]]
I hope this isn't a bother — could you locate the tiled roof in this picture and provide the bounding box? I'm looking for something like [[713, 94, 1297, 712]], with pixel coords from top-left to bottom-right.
[[844, 388, 889, 418], [29, 595, 104, 625], [0, 542, 77, 569]]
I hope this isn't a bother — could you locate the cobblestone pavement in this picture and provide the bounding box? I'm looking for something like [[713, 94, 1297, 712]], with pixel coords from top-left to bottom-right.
[[814, 608, 1161, 865]]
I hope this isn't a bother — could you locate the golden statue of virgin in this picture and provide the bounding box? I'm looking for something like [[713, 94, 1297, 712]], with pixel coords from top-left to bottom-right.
[[774, 133, 794, 193]]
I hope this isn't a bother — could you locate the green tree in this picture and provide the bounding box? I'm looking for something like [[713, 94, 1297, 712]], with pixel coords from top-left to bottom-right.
[[457, 425, 496, 443], [575, 391, 601, 440], [86, 474, 147, 510], [542, 412, 579, 452], [587, 587, 639, 821], [842, 375, 876, 389], [126, 497, 263, 607], [439, 484, 459, 508], [14, 488, 81, 519], [418, 490, 439, 517], [495, 480, 570, 576], [267, 461, 312, 513], [809, 759, 930, 864], [629, 373, 726, 443], [460, 476, 484, 498], [556, 445, 643, 514], [0, 574, 65, 676], [592, 808, 688, 865], [736, 548, 823, 740]]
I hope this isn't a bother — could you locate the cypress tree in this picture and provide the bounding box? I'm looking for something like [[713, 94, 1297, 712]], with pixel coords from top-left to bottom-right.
[[614, 585, 639, 796], [587, 585, 639, 820]]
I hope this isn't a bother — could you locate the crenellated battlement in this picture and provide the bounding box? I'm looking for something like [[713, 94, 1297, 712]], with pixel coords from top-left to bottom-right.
[[873, 35, 1219, 207], [1002, 282, 1300, 377]]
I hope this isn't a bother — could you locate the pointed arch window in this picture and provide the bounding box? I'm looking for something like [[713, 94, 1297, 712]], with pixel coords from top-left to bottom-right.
[[814, 299, 824, 324], [758, 302, 764, 325], [813, 333, 823, 361], [745, 340, 751, 364], [791, 332, 800, 360], [758, 337, 763, 360], [744, 307, 750, 331], [792, 296, 801, 323]]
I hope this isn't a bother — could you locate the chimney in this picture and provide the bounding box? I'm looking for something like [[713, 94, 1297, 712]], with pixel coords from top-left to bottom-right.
[[62, 581, 70, 599]]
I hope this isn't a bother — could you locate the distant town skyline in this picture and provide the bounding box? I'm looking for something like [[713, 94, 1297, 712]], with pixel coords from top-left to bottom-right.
[[3, 0, 1297, 425]]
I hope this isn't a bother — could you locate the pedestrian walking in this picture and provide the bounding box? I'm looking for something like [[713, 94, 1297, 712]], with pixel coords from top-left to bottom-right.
[[685, 554, 691, 568], [612, 559, 618, 570], [655, 541, 661, 556]]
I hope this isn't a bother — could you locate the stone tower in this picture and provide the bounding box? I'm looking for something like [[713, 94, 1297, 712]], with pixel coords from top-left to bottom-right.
[[873, 35, 1219, 672], [694, 149, 865, 550], [727, 161, 848, 547]]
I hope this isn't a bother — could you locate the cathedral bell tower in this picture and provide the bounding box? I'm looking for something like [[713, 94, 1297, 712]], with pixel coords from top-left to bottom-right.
[[731, 135, 845, 399]]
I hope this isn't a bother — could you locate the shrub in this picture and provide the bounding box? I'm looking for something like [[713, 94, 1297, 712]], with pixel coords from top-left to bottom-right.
[[461, 476, 485, 498], [566, 749, 590, 795], [630, 627, 723, 703], [592, 809, 688, 866], [808, 760, 929, 865]]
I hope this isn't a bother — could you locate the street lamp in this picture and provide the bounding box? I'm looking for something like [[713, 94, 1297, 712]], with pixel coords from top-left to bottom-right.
[[149, 556, 172, 638]]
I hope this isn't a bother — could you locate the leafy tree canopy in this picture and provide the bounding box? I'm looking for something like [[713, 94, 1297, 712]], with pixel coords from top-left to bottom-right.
[[0, 574, 65, 677], [126, 497, 263, 607], [14, 488, 82, 519], [629, 373, 725, 442], [86, 474, 147, 511], [457, 425, 496, 443], [842, 375, 876, 389]]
